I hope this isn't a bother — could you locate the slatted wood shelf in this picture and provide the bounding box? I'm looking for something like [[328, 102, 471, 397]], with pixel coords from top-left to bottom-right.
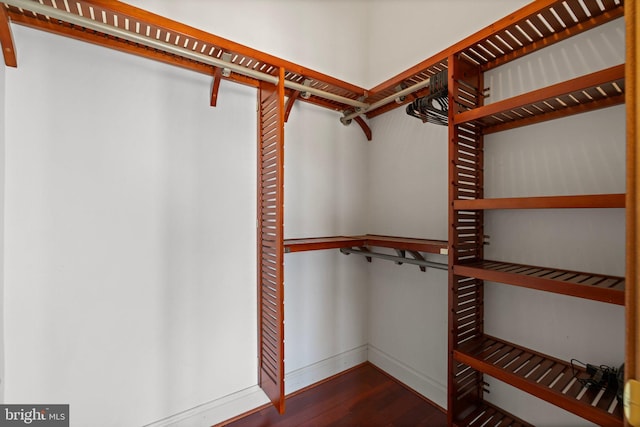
[[284, 236, 366, 253], [455, 335, 623, 427], [3, 0, 367, 113], [284, 234, 448, 255], [453, 193, 625, 210], [454, 64, 625, 134], [456, 401, 533, 427], [454, 260, 624, 305], [365, 0, 624, 118]]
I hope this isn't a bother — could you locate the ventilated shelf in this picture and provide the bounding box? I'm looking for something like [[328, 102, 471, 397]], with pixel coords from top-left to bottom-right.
[[364, 0, 623, 118], [454, 260, 624, 305], [284, 235, 448, 255], [457, 0, 624, 71], [454, 64, 625, 133], [455, 335, 623, 427], [284, 236, 366, 253], [453, 194, 625, 210], [457, 401, 533, 427], [2, 0, 366, 112]]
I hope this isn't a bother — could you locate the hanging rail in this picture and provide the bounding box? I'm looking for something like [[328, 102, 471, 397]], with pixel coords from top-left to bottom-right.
[[340, 247, 448, 271], [341, 77, 431, 124], [2, 0, 370, 109], [2, 0, 439, 129]]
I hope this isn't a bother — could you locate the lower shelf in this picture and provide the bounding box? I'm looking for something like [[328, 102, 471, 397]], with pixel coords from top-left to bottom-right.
[[457, 401, 533, 427], [455, 335, 623, 427]]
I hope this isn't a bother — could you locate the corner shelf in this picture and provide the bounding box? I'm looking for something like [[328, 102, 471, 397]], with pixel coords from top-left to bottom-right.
[[284, 234, 448, 255], [455, 335, 623, 427], [284, 235, 448, 272]]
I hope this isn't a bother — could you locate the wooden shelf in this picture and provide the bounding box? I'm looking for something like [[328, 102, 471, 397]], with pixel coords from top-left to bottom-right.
[[284, 234, 448, 255], [454, 260, 624, 305], [365, 0, 623, 119], [454, 194, 625, 210], [455, 335, 623, 427], [456, 401, 533, 427], [284, 236, 366, 253], [453, 64, 625, 134], [4, 0, 367, 114]]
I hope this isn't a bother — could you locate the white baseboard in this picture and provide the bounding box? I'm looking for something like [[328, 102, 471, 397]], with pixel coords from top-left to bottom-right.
[[285, 344, 368, 394], [367, 344, 447, 411], [143, 386, 270, 427], [145, 344, 368, 427]]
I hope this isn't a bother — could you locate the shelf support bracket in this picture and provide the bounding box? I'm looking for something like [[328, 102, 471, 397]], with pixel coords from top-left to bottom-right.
[[284, 90, 299, 123], [0, 5, 17, 67], [340, 247, 448, 271], [353, 116, 372, 141], [408, 250, 427, 272], [210, 67, 222, 107]]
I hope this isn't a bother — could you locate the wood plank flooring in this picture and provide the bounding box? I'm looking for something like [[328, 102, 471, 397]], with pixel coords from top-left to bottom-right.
[[219, 362, 447, 427]]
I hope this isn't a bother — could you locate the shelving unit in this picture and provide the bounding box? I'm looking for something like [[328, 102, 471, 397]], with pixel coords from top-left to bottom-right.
[[442, 1, 626, 426], [1, 0, 633, 424]]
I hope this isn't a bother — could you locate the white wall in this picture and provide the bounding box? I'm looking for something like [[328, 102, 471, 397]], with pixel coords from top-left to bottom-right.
[[3, 1, 370, 426], [5, 26, 259, 426], [122, 0, 369, 87], [365, 0, 530, 87], [283, 90, 370, 390], [365, 0, 529, 412]]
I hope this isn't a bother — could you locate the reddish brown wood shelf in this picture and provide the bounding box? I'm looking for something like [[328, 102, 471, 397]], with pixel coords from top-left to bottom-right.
[[453, 260, 624, 305], [454, 334, 623, 427], [284, 234, 448, 255], [456, 401, 533, 427], [453, 193, 626, 210], [283, 236, 366, 253], [453, 64, 625, 134], [365, 0, 623, 119]]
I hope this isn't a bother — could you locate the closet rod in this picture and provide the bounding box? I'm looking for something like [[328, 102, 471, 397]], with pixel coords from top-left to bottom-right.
[[2, 0, 369, 110], [341, 77, 431, 123], [340, 247, 448, 271]]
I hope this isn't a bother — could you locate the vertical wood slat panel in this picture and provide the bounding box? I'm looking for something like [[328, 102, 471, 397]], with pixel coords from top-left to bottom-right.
[[448, 54, 485, 426], [257, 67, 285, 414]]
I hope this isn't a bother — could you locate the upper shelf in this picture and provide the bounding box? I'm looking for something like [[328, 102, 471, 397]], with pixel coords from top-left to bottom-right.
[[365, 0, 624, 118], [2, 0, 367, 113], [1, 1, 623, 121], [454, 64, 625, 133]]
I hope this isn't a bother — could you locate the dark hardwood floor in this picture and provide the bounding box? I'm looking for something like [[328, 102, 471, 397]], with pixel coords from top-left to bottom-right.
[[219, 362, 447, 427]]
